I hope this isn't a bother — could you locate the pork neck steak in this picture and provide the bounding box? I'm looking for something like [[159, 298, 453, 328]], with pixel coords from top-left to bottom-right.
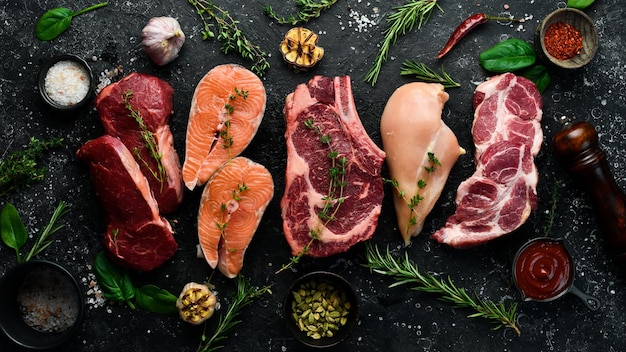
[[281, 76, 385, 257], [96, 72, 183, 214], [77, 135, 177, 271], [432, 73, 543, 248]]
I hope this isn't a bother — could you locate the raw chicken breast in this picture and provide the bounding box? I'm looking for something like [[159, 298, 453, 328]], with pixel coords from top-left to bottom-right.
[[380, 82, 464, 246]]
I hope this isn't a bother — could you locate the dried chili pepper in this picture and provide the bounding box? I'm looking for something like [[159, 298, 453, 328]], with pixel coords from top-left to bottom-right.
[[543, 22, 582, 60], [436, 13, 524, 59]]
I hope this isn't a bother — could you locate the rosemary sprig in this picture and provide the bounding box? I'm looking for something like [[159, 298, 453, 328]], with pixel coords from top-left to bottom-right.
[[542, 179, 563, 237], [122, 91, 167, 188], [23, 201, 70, 262], [277, 118, 347, 273], [263, 0, 339, 25], [189, 0, 270, 76], [364, 243, 521, 335], [0, 137, 63, 197], [400, 60, 460, 88], [197, 276, 272, 352], [364, 0, 442, 86]]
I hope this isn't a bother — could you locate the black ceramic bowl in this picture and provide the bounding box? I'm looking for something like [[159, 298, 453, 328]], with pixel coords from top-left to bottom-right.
[[0, 260, 85, 350], [38, 54, 95, 111], [284, 271, 358, 348]]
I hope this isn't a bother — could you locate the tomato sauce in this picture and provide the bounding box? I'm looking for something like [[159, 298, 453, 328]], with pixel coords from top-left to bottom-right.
[[514, 239, 573, 301]]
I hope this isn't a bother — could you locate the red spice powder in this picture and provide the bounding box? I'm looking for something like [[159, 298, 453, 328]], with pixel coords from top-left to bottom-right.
[[544, 22, 583, 60]]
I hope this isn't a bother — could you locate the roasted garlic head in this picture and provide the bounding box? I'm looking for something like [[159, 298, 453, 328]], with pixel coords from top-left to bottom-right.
[[279, 27, 324, 71]]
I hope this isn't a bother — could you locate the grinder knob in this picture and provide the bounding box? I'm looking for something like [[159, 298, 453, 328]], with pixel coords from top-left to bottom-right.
[[553, 121, 626, 268]]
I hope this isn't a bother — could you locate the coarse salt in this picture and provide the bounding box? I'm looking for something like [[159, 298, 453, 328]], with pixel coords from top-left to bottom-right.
[[44, 60, 90, 106]]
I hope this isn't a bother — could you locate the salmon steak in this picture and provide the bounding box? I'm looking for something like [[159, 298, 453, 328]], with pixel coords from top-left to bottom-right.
[[183, 64, 267, 190], [197, 156, 274, 278]]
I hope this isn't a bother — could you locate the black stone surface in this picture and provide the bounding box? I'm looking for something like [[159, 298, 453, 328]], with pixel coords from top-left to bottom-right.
[[1, 1, 625, 351]]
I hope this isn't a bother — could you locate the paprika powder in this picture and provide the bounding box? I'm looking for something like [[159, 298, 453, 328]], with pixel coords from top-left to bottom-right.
[[544, 21, 583, 60]]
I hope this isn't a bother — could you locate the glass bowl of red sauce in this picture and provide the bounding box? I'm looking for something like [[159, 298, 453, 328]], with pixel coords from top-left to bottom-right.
[[535, 8, 598, 69], [513, 237, 600, 310]]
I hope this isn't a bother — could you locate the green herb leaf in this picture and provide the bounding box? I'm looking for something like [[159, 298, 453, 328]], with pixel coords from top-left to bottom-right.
[[0, 137, 63, 197], [94, 251, 136, 309], [364, 243, 521, 335], [521, 65, 551, 93], [35, 8, 74, 41], [567, 0, 595, 10], [479, 38, 536, 73], [35, 2, 108, 41], [23, 201, 69, 262], [0, 203, 28, 262], [135, 284, 178, 315], [263, 0, 339, 25]]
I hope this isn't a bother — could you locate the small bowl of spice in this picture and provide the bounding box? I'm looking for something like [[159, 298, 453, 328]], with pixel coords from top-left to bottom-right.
[[284, 271, 358, 348], [0, 260, 85, 350], [535, 8, 598, 69], [38, 54, 95, 111]]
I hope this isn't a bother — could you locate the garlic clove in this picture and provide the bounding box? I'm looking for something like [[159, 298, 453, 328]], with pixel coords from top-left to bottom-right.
[[141, 16, 186, 66]]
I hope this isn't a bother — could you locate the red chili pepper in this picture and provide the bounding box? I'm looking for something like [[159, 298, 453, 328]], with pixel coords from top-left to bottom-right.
[[435, 13, 523, 59]]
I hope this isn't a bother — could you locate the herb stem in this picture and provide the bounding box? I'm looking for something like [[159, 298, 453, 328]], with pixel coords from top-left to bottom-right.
[[400, 60, 460, 88], [188, 0, 270, 76], [364, 0, 442, 86], [23, 201, 70, 262], [364, 243, 521, 335], [263, 0, 339, 25], [72, 2, 108, 17], [197, 276, 272, 352]]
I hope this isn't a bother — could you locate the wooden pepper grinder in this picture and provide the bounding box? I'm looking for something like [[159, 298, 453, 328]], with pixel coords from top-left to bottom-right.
[[553, 121, 626, 268]]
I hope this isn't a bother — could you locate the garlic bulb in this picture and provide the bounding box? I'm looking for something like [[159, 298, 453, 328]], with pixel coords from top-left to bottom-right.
[[141, 16, 185, 66]]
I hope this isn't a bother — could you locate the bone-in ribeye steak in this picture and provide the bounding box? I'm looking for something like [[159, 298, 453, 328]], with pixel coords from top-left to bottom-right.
[[281, 76, 386, 257], [432, 73, 543, 248], [96, 72, 183, 214], [77, 135, 177, 271]]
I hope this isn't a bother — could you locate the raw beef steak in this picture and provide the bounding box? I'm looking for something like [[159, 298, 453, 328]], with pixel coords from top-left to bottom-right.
[[281, 76, 386, 257], [432, 73, 543, 248], [96, 73, 183, 214], [77, 135, 177, 271]]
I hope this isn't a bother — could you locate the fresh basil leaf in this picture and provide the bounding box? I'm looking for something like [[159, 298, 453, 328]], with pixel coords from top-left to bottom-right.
[[135, 284, 178, 315], [35, 8, 74, 41], [1, 203, 28, 261], [521, 65, 551, 93], [94, 252, 136, 308], [479, 38, 536, 73], [567, 0, 595, 10]]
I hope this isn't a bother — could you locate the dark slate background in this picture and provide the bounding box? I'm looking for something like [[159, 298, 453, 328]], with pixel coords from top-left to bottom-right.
[[1, 0, 625, 351]]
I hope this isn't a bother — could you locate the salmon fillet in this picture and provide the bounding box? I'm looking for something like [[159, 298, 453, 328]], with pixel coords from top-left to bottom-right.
[[183, 64, 266, 190], [197, 157, 274, 278]]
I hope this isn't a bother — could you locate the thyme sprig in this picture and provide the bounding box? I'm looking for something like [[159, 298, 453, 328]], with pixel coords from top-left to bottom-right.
[[277, 118, 347, 273], [263, 0, 339, 25], [222, 87, 248, 160], [122, 91, 167, 188], [197, 276, 272, 352], [217, 183, 249, 253], [364, 243, 521, 335], [189, 0, 270, 76], [384, 152, 441, 237], [364, 0, 442, 86], [400, 60, 460, 88], [0, 137, 63, 197]]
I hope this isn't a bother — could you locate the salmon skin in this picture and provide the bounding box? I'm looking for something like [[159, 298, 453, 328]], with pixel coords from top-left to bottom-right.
[[197, 157, 274, 278], [183, 64, 267, 190]]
